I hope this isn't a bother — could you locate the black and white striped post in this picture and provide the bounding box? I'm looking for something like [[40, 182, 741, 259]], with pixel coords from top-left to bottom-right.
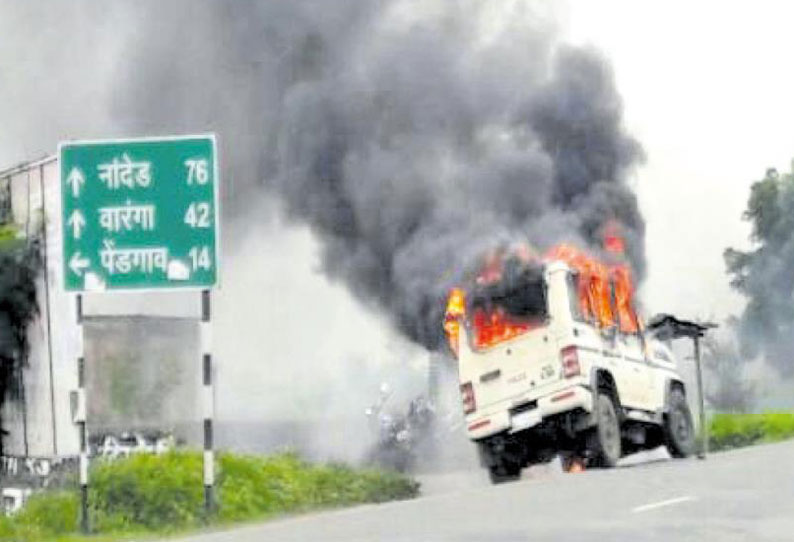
[[75, 294, 89, 534], [200, 289, 215, 517]]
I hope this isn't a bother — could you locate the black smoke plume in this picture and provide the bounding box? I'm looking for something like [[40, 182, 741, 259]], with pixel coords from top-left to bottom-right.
[[2, 1, 645, 351], [110, 1, 645, 350]]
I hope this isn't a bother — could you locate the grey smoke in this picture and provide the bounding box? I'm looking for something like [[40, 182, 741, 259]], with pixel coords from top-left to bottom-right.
[[0, 0, 649, 461], [261, 3, 646, 349], [1, 0, 644, 351], [111, 0, 644, 350]]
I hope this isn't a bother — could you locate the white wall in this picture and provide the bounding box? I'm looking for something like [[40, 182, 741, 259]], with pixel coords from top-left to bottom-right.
[[2, 158, 80, 457]]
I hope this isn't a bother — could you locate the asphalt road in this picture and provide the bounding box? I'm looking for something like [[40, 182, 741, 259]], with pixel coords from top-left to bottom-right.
[[177, 440, 794, 542]]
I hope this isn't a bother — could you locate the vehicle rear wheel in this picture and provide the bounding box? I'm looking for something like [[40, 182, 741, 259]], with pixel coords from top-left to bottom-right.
[[488, 462, 521, 484], [588, 392, 622, 468], [664, 388, 695, 458]]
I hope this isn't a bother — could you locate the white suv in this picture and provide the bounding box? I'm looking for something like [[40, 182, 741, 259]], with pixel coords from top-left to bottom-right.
[[447, 256, 695, 483]]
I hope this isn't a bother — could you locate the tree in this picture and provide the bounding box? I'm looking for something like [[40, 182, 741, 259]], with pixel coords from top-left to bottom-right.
[[725, 162, 794, 376], [0, 227, 41, 455]]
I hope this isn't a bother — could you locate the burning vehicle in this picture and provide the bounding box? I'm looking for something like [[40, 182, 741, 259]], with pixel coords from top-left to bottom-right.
[[444, 235, 695, 483]]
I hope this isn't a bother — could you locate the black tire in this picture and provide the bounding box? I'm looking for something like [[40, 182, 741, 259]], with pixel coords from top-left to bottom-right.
[[488, 462, 521, 484], [664, 388, 695, 458], [589, 392, 622, 468]]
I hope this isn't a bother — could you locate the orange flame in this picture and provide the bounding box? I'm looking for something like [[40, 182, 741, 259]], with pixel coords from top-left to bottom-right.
[[603, 219, 626, 255], [611, 264, 640, 333], [470, 307, 533, 349], [563, 456, 586, 473], [443, 229, 641, 355], [546, 244, 614, 329], [545, 243, 640, 333], [444, 287, 466, 355]]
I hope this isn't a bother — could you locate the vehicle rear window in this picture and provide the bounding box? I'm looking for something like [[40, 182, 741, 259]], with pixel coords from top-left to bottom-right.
[[466, 258, 547, 348]]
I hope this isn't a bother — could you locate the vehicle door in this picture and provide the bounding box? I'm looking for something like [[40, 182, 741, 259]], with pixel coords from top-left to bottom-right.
[[618, 332, 654, 410], [605, 276, 650, 410], [601, 327, 640, 409]]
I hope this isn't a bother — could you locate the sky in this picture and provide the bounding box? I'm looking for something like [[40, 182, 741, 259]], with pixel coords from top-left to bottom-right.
[[562, 0, 794, 320]]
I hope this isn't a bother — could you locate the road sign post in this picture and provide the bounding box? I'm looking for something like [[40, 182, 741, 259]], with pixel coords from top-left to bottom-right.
[[59, 135, 221, 525], [75, 295, 89, 534], [200, 289, 216, 517]]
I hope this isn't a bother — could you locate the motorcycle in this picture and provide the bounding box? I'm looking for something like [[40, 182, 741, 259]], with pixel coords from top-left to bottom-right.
[[364, 384, 436, 472]]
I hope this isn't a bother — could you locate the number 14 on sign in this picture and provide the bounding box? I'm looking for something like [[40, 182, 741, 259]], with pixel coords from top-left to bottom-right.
[[189, 246, 212, 271]]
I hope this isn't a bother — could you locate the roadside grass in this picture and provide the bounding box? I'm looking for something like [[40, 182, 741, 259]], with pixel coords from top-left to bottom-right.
[[0, 451, 419, 542], [709, 412, 794, 452]]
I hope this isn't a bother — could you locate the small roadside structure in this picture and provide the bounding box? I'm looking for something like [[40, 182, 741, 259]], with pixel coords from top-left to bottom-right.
[[646, 313, 718, 458]]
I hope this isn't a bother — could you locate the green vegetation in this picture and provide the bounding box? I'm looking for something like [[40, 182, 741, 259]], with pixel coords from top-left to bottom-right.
[[709, 412, 794, 451], [725, 161, 794, 376], [0, 224, 18, 245], [0, 451, 419, 541]]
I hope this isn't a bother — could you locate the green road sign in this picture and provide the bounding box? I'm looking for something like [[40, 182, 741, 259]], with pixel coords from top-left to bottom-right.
[[59, 135, 219, 292]]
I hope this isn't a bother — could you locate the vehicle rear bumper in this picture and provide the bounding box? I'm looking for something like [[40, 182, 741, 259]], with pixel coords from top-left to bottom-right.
[[466, 385, 593, 440]]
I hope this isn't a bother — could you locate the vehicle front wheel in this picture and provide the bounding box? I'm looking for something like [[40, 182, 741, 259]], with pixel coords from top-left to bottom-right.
[[588, 392, 622, 468], [664, 388, 695, 458]]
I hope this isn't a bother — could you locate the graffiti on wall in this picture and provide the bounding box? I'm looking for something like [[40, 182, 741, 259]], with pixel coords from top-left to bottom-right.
[[0, 456, 78, 488]]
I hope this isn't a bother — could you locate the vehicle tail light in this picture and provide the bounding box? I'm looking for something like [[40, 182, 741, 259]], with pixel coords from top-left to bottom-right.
[[460, 382, 476, 414], [560, 346, 581, 378]]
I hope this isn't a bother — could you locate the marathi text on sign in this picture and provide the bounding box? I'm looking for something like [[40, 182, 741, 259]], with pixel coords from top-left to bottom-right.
[[98, 201, 156, 233], [99, 240, 169, 276], [97, 154, 151, 190]]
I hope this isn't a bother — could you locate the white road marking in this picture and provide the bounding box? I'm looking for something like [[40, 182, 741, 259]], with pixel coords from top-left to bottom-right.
[[632, 496, 696, 513]]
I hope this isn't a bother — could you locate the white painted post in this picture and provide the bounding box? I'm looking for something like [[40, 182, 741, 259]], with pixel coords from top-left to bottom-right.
[[75, 294, 89, 533], [200, 290, 215, 516]]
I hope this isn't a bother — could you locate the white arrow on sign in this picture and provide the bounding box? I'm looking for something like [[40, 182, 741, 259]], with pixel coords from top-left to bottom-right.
[[66, 167, 85, 198], [67, 210, 86, 239], [69, 252, 90, 276]]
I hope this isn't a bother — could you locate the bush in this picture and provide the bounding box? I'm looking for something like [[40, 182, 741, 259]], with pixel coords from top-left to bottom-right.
[[217, 452, 418, 522], [0, 491, 78, 541], [0, 451, 419, 540], [709, 412, 794, 451], [90, 451, 205, 532]]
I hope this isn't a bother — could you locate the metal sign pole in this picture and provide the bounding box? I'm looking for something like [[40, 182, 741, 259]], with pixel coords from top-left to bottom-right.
[[201, 289, 215, 517], [693, 335, 708, 459], [75, 294, 89, 533]]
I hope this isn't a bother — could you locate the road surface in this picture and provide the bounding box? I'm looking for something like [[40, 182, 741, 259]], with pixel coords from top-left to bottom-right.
[[175, 440, 794, 541]]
